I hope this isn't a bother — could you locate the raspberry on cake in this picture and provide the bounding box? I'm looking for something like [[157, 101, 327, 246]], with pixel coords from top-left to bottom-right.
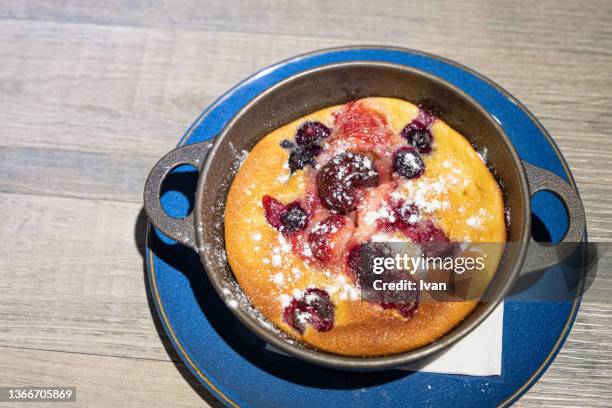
[[224, 97, 506, 356]]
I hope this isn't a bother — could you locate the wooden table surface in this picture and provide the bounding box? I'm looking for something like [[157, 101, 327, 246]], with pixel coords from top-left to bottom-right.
[[1, 1, 610, 407]]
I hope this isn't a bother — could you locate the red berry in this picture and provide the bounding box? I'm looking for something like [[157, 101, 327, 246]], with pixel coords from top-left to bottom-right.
[[393, 200, 420, 227], [262, 195, 285, 229], [333, 102, 391, 146], [283, 298, 308, 334], [307, 215, 347, 262], [303, 288, 334, 332]]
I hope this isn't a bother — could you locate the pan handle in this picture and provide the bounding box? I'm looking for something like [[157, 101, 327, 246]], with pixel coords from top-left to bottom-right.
[[143, 142, 212, 251], [521, 161, 585, 273]]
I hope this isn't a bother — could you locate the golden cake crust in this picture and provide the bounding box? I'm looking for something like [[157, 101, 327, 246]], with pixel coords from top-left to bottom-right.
[[224, 97, 505, 356]]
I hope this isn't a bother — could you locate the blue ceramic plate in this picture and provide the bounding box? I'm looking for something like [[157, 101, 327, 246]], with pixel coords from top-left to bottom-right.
[[146, 47, 585, 407]]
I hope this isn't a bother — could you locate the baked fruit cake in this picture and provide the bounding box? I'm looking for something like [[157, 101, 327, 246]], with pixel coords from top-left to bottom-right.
[[224, 97, 506, 356]]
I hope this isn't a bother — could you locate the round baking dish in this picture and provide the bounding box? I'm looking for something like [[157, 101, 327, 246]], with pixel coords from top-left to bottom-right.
[[144, 61, 584, 370]]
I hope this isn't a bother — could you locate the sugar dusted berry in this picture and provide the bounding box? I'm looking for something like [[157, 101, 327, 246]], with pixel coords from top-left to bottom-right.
[[303, 288, 334, 332], [283, 298, 308, 334], [317, 152, 379, 214], [393, 200, 420, 227], [393, 147, 425, 179], [295, 121, 331, 146], [280, 203, 309, 232], [288, 146, 320, 173], [403, 126, 433, 154], [263, 196, 310, 234], [308, 215, 348, 262], [283, 288, 335, 333]]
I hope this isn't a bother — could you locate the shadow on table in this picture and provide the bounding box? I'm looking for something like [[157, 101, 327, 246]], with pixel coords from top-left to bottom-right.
[[134, 208, 224, 407]]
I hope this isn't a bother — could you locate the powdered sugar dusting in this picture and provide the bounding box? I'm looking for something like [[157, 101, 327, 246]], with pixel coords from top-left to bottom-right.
[[271, 254, 282, 267], [219, 278, 292, 342], [277, 173, 290, 184], [466, 216, 483, 229], [322, 274, 360, 301], [272, 272, 284, 285], [363, 204, 396, 226], [279, 293, 292, 307], [400, 176, 451, 213]]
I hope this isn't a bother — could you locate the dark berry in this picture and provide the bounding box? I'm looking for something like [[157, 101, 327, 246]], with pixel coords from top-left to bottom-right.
[[316, 152, 379, 214], [295, 121, 331, 146], [283, 288, 335, 333], [280, 139, 295, 149], [402, 126, 432, 154], [308, 215, 346, 262], [288, 145, 321, 173], [280, 203, 309, 233], [262, 195, 285, 229], [288, 147, 314, 173], [393, 148, 425, 179]]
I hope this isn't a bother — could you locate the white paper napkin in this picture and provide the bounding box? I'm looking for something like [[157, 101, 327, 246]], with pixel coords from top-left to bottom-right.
[[266, 301, 504, 376]]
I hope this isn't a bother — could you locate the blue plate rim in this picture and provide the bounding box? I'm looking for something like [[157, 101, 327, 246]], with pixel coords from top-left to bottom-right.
[[146, 45, 586, 408]]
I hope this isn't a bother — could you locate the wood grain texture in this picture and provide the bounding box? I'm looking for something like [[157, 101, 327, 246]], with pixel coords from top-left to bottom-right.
[[0, 347, 222, 407], [0, 0, 610, 407]]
